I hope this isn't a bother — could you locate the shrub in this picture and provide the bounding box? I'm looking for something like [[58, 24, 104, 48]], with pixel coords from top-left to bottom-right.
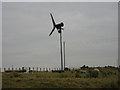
[[88, 70, 99, 78], [59, 73, 68, 78], [13, 72, 21, 78], [9, 75, 13, 78], [29, 78, 33, 81], [16, 79, 21, 82], [64, 67, 70, 71], [52, 70, 64, 73], [101, 71, 108, 77], [75, 73, 81, 78]]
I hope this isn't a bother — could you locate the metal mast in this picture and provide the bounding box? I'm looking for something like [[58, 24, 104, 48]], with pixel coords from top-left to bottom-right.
[[63, 41, 66, 70], [60, 29, 63, 70]]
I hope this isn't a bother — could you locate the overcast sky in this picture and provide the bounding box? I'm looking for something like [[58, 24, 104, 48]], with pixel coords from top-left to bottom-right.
[[2, 2, 118, 68]]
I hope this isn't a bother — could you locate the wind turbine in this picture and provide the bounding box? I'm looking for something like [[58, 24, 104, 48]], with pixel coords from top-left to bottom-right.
[[49, 13, 64, 71]]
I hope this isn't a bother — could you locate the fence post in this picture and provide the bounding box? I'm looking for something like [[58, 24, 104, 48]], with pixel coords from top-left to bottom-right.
[[4, 68, 6, 72], [19, 67, 20, 71], [12, 67, 14, 71], [29, 67, 30, 72], [46, 68, 48, 72], [22, 67, 24, 71], [43, 68, 45, 71], [8, 68, 10, 71], [36, 67, 38, 72], [49, 68, 50, 71], [33, 67, 34, 71], [40, 68, 41, 71]]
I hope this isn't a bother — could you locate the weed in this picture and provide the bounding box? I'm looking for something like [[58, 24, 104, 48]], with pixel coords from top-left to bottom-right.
[[88, 69, 99, 78], [75, 73, 81, 78], [13, 72, 21, 78]]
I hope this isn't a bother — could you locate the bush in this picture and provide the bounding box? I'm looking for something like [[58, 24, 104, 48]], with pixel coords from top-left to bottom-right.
[[59, 73, 68, 78], [75, 73, 81, 78], [52, 70, 64, 73], [101, 71, 108, 77], [13, 72, 21, 78], [9, 75, 13, 78], [16, 79, 21, 82], [88, 70, 99, 78]]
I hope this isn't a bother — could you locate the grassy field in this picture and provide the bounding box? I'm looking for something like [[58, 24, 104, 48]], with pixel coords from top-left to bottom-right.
[[2, 67, 119, 88], [0, 73, 2, 89]]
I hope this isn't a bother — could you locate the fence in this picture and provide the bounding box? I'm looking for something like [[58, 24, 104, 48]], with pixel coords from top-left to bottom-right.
[[0, 67, 62, 72]]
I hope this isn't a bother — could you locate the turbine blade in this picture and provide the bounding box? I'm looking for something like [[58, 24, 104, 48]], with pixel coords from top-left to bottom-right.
[[50, 13, 56, 26], [49, 27, 55, 36]]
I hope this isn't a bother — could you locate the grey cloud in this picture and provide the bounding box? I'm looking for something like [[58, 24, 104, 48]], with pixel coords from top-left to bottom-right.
[[2, 2, 118, 68]]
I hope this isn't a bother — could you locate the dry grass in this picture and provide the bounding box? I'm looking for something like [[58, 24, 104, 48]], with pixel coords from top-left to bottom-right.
[[2, 67, 119, 88]]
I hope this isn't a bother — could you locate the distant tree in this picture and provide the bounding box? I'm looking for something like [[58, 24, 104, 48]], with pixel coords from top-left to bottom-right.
[[81, 65, 89, 69]]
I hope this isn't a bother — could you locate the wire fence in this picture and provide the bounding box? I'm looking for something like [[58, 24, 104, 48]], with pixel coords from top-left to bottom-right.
[[0, 67, 63, 72], [0, 65, 119, 72]]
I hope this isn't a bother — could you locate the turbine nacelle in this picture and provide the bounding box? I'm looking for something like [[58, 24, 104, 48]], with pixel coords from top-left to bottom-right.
[[49, 13, 64, 36], [60, 22, 64, 27]]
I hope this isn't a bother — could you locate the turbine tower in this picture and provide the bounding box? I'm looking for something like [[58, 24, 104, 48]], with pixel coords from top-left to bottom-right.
[[63, 41, 66, 70], [49, 13, 64, 71]]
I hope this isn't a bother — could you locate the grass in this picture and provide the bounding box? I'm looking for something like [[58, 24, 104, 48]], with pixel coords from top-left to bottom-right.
[[0, 73, 2, 89], [2, 67, 119, 88]]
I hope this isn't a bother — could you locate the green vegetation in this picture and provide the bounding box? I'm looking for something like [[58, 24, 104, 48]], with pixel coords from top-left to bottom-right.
[[2, 67, 119, 88], [0, 73, 2, 89]]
